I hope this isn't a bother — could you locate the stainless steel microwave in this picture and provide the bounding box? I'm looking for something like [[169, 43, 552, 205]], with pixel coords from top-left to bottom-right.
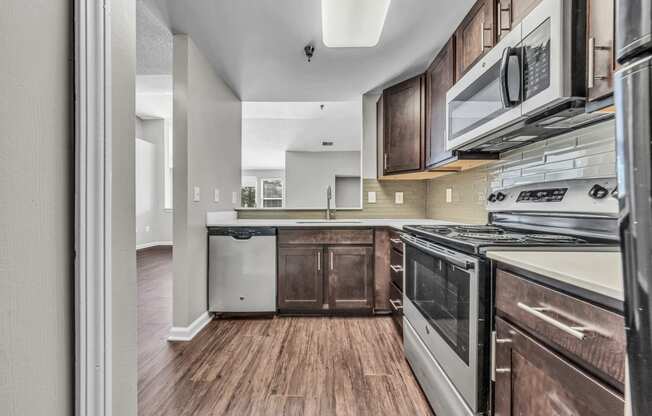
[[445, 0, 612, 153]]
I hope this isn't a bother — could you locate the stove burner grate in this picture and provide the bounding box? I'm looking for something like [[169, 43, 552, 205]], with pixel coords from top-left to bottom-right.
[[458, 233, 525, 242], [454, 225, 503, 234], [525, 234, 586, 243]]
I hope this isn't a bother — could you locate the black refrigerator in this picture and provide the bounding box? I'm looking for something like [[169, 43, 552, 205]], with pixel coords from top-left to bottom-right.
[[614, 1, 652, 415]]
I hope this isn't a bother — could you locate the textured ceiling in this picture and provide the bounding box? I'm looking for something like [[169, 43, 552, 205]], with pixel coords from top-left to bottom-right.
[[143, 0, 474, 101], [137, 0, 172, 75]]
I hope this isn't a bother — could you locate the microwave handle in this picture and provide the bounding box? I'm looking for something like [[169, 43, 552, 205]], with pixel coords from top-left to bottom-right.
[[499, 46, 520, 108]]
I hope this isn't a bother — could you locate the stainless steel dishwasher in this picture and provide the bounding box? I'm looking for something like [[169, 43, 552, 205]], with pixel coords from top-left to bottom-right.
[[208, 227, 277, 313]]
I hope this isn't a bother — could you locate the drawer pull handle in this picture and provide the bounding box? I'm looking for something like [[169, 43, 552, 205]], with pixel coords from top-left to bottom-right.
[[390, 265, 404, 273], [390, 238, 402, 244], [517, 302, 587, 340], [389, 299, 403, 311]]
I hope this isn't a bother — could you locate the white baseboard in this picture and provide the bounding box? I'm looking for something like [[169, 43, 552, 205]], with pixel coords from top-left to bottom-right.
[[136, 240, 173, 250], [167, 311, 212, 342]]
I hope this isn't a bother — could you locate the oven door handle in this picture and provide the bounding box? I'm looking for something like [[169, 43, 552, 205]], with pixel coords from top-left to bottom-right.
[[401, 236, 475, 270]]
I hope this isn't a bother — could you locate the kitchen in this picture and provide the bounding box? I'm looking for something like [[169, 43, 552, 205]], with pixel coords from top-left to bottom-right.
[[5, 0, 651, 415], [135, 0, 652, 415]]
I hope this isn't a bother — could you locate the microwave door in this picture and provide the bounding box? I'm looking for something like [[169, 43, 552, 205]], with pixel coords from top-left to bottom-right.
[[445, 23, 523, 151]]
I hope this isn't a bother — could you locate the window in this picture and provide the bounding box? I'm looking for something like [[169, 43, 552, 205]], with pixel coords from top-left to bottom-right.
[[241, 186, 256, 208], [261, 178, 283, 208]]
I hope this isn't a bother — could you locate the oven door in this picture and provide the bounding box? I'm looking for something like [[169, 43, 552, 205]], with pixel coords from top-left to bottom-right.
[[401, 235, 483, 412]]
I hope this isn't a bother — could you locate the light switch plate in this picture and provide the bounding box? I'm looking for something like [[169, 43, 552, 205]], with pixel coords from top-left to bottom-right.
[[214, 188, 220, 202], [193, 186, 201, 202], [145, 225, 150, 233], [446, 188, 453, 203], [367, 191, 377, 203], [395, 192, 404, 204], [231, 191, 238, 204]]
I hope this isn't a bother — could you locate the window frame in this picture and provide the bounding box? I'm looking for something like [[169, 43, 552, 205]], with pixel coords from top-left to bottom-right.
[[260, 177, 284, 208]]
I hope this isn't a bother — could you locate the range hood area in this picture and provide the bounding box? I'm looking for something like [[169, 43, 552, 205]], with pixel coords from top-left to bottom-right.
[[378, 0, 618, 181], [455, 101, 615, 153]]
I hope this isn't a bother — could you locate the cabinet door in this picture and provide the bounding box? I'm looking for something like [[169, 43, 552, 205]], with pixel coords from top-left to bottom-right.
[[494, 317, 624, 416], [425, 38, 456, 167], [496, 0, 542, 41], [455, 0, 496, 79], [587, 0, 616, 101], [327, 246, 374, 310], [277, 246, 324, 310], [383, 75, 424, 174]]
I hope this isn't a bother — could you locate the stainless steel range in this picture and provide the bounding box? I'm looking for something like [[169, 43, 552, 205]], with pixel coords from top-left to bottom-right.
[[400, 178, 620, 416]]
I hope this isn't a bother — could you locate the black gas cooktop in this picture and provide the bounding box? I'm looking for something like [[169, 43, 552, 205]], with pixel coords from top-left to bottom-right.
[[402, 224, 616, 255]]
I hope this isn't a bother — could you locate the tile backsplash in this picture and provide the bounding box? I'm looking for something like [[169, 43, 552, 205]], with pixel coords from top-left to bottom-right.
[[427, 120, 616, 224]]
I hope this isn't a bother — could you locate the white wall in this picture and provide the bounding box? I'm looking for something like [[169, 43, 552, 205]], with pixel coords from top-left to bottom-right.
[[135, 117, 173, 246], [111, 0, 138, 413], [0, 1, 73, 415], [362, 93, 381, 179], [285, 151, 361, 208], [173, 34, 242, 327]]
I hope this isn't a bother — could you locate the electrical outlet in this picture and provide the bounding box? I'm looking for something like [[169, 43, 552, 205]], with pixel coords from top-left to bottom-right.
[[446, 188, 453, 203], [395, 192, 404, 204], [145, 225, 150, 233], [193, 186, 201, 202], [367, 191, 377, 203], [214, 188, 220, 202], [231, 191, 238, 204]]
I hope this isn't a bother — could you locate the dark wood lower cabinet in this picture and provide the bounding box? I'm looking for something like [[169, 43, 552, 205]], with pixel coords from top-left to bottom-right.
[[494, 317, 624, 416], [327, 246, 374, 310], [277, 246, 324, 310], [277, 229, 376, 314]]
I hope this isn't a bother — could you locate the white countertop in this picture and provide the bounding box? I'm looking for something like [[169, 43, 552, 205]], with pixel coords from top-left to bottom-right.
[[486, 250, 624, 302], [205, 212, 459, 231]]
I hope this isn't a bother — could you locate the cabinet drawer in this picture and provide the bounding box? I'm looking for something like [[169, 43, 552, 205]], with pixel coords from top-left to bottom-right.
[[278, 229, 374, 245], [389, 282, 403, 334], [494, 316, 624, 416], [390, 248, 404, 291], [389, 230, 404, 253], [495, 269, 626, 389]]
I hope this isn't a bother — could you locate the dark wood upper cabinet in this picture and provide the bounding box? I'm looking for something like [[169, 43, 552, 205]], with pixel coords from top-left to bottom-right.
[[425, 38, 456, 167], [494, 317, 625, 416], [587, 0, 616, 102], [382, 75, 425, 175], [327, 246, 374, 310], [455, 0, 496, 79], [277, 246, 324, 310], [496, 0, 542, 41]]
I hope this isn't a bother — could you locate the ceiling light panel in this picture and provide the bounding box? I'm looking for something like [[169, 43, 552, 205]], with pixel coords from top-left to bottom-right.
[[321, 0, 391, 48]]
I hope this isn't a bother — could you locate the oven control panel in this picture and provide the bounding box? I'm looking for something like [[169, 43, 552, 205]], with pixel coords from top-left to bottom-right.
[[516, 188, 568, 202]]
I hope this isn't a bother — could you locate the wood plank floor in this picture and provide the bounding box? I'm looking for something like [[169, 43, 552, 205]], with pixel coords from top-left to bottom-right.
[[137, 247, 434, 416]]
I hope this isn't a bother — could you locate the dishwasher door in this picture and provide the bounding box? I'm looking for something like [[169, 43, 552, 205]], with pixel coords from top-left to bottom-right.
[[208, 227, 277, 312]]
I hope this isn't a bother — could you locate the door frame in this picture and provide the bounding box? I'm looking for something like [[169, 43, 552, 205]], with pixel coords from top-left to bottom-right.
[[74, 0, 112, 415]]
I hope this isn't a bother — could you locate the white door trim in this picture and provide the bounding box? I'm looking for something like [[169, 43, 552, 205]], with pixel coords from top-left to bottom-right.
[[75, 1, 112, 415]]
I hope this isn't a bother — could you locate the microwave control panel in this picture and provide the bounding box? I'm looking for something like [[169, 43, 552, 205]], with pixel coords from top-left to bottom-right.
[[516, 188, 568, 203]]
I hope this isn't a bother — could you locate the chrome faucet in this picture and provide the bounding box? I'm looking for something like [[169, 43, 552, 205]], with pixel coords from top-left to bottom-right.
[[326, 185, 335, 220]]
